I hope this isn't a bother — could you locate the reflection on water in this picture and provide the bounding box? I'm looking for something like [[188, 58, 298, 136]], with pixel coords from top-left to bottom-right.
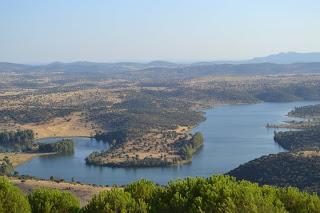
[[16, 101, 319, 185]]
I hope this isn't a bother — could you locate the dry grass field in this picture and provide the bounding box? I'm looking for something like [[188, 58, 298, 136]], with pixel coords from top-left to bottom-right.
[[21, 112, 97, 139], [9, 177, 112, 206]]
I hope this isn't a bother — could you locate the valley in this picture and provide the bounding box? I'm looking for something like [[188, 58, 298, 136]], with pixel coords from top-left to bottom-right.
[[1, 61, 320, 186]]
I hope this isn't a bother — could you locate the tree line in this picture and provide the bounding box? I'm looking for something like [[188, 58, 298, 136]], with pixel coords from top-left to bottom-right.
[[38, 139, 74, 154], [288, 104, 320, 118], [178, 132, 204, 160], [0, 129, 34, 150], [1, 175, 320, 213], [274, 126, 320, 151], [94, 130, 127, 147]]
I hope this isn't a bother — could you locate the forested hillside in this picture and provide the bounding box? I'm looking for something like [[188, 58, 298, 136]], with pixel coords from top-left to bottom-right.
[[274, 127, 320, 151], [228, 152, 320, 193]]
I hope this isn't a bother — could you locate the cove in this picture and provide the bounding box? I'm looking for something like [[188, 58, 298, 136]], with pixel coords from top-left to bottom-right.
[[16, 101, 319, 185]]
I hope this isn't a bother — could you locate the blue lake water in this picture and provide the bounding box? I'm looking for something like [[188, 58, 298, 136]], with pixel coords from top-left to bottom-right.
[[16, 101, 319, 185]]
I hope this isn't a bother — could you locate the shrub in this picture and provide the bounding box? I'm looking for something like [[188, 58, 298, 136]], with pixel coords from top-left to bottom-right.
[[125, 179, 160, 210], [278, 187, 320, 213], [28, 188, 80, 213], [83, 188, 147, 213], [0, 176, 31, 213], [0, 157, 14, 175]]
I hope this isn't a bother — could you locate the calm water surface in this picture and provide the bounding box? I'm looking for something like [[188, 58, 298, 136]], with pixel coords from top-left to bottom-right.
[[16, 101, 319, 185]]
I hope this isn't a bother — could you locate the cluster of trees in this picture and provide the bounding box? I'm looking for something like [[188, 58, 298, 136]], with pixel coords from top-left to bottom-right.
[[228, 152, 320, 194], [255, 89, 300, 102], [38, 139, 74, 153], [89, 94, 204, 135], [2, 175, 320, 213], [0, 157, 14, 175], [87, 155, 174, 168], [28, 188, 80, 213], [85, 151, 101, 166], [92, 110, 204, 135], [274, 127, 320, 151], [94, 130, 127, 147], [0, 129, 34, 149], [288, 104, 320, 118], [0, 177, 79, 213], [178, 132, 204, 160], [0, 176, 31, 213], [0, 107, 74, 124], [251, 84, 320, 103]]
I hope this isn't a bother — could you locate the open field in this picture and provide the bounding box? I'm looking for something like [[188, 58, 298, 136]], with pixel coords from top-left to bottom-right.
[[21, 112, 97, 139], [9, 177, 111, 206]]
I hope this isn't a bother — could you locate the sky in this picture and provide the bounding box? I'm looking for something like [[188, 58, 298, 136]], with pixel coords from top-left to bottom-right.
[[0, 0, 320, 64]]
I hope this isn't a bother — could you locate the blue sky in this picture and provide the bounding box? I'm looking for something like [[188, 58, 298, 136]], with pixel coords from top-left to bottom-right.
[[1, 0, 319, 63]]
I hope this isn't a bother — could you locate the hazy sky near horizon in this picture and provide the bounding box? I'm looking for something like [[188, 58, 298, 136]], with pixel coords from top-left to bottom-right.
[[1, 0, 320, 63]]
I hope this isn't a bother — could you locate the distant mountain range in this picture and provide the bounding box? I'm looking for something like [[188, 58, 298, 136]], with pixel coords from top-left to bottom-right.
[[2, 52, 320, 68], [1, 52, 320, 79]]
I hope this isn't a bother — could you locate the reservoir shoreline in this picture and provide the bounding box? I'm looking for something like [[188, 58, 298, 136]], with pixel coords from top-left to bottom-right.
[[16, 101, 320, 185]]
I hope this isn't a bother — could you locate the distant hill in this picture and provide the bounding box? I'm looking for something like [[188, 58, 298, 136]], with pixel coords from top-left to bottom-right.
[[1, 54, 320, 79], [248, 52, 320, 64], [192, 52, 320, 65], [0, 62, 32, 72], [146, 60, 180, 68]]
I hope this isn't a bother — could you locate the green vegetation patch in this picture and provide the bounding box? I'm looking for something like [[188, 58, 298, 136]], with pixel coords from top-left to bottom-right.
[[83, 175, 320, 213], [0, 156, 14, 175], [28, 188, 80, 213], [1, 175, 320, 212], [0, 176, 31, 213], [0, 129, 34, 150], [177, 132, 204, 160], [38, 139, 74, 153], [274, 127, 320, 151]]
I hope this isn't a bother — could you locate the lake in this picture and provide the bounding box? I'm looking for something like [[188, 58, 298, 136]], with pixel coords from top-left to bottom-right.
[[16, 101, 319, 185]]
